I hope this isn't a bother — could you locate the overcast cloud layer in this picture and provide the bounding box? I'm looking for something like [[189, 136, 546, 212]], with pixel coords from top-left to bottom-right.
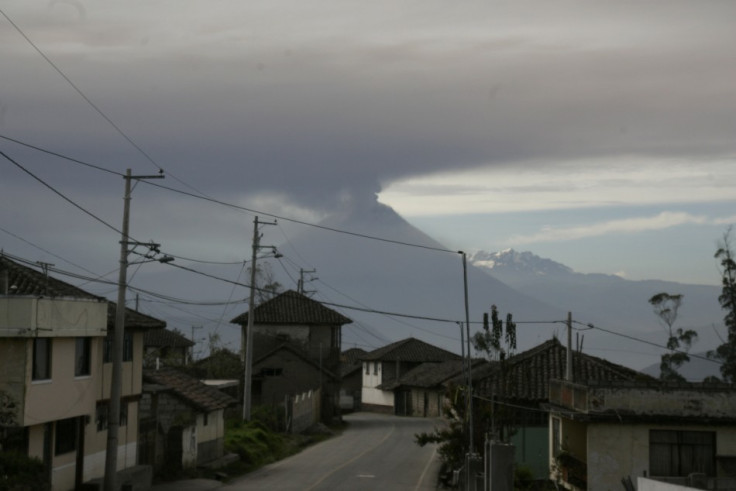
[[2, 1, 735, 298]]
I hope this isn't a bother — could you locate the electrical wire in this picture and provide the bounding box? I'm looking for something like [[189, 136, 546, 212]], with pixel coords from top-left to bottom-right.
[[1, 150, 123, 235], [572, 319, 723, 367]]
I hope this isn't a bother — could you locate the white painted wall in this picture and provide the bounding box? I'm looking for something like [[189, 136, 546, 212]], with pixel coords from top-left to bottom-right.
[[361, 361, 393, 407]]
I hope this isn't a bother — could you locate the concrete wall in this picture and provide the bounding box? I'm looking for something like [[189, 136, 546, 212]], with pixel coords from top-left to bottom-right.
[[0, 297, 107, 337], [255, 349, 324, 406], [585, 424, 736, 491], [589, 385, 736, 419], [24, 337, 101, 426], [99, 332, 144, 400], [637, 477, 694, 491]]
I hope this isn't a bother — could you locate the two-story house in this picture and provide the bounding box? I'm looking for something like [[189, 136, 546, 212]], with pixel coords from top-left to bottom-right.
[[360, 337, 461, 414], [0, 254, 164, 490], [231, 290, 352, 423]]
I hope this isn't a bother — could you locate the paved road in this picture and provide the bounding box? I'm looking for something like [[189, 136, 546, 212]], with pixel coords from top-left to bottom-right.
[[223, 412, 444, 491]]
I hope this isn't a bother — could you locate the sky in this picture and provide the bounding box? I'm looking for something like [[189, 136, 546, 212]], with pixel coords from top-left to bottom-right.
[[1, 1, 735, 357]]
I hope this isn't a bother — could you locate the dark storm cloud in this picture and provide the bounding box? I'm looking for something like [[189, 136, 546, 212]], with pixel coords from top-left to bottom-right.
[[2, 0, 736, 213]]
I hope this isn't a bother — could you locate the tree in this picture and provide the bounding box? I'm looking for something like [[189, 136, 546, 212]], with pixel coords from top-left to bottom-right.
[[415, 306, 517, 480], [472, 305, 518, 442], [710, 227, 736, 382], [648, 292, 697, 382], [249, 262, 282, 304], [473, 305, 517, 362]]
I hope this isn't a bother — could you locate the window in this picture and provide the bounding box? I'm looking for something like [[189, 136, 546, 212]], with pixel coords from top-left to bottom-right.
[[259, 367, 283, 377], [75, 337, 91, 376], [650, 430, 716, 477], [95, 401, 127, 431], [32, 338, 51, 381], [55, 417, 78, 455], [103, 331, 133, 363], [203, 413, 209, 426], [96, 403, 108, 432], [373, 362, 378, 375], [365, 362, 369, 375]]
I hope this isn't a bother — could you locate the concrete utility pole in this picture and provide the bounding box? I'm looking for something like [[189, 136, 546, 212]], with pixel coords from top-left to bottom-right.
[[190, 325, 202, 364], [460, 251, 474, 491], [298, 268, 317, 295], [104, 169, 163, 491], [242, 216, 278, 421], [566, 311, 573, 382]]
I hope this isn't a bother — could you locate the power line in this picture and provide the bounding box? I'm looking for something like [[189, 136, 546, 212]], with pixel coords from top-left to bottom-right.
[[144, 180, 459, 255], [0, 134, 123, 176], [1, 150, 123, 235], [0, 9, 214, 200], [572, 319, 723, 367], [0, 9, 161, 171], [3, 132, 458, 256]]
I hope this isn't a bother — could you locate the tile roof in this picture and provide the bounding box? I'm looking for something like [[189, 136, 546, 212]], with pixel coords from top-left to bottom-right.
[[143, 367, 236, 412], [1, 253, 102, 299], [380, 359, 482, 390], [254, 343, 339, 381], [475, 337, 653, 402], [340, 348, 368, 377], [144, 328, 195, 348], [361, 337, 462, 363], [1, 253, 165, 330], [230, 290, 352, 326]]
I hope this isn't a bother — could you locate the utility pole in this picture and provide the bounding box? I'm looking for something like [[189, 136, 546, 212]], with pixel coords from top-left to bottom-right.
[[566, 311, 573, 382], [298, 268, 317, 295], [104, 169, 163, 491], [242, 216, 278, 421], [460, 251, 474, 491], [190, 325, 202, 364]]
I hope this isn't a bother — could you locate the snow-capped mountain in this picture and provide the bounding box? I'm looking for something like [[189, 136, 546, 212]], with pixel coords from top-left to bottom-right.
[[470, 249, 573, 277], [470, 249, 724, 377]]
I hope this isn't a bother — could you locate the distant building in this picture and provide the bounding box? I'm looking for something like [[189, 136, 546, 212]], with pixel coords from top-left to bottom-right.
[[0, 253, 164, 490], [140, 367, 235, 472], [340, 347, 368, 412], [231, 290, 352, 423], [359, 337, 461, 414], [143, 328, 194, 368]]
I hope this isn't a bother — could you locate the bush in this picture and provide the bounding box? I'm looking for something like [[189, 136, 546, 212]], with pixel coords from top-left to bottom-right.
[[0, 451, 49, 491]]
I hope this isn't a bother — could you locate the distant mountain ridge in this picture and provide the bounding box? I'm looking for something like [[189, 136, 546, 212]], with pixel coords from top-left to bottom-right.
[[470, 248, 725, 376]]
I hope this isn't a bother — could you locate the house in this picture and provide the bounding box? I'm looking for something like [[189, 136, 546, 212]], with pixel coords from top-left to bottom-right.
[[548, 379, 736, 490], [143, 328, 194, 368], [340, 347, 367, 412], [360, 337, 461, 414], [380, 358, 478, 417], [473, 337, 651, 480], [231, 290, 352, 422], [139, 368, 235, 472], [0, 253, 164, 490]]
